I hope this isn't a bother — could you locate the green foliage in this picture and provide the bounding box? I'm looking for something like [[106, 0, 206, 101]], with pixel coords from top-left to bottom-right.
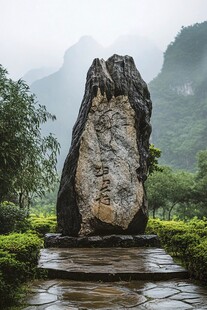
[[147, 144, 162, 175], [147, 218, 207, 282], [0, 232, 43, 269], [0, 213, 55, 306], [190, 239, 207, 282], [149, 21, 207, 170], [0, 232, 42, 307], [146, 218, 187, 243], [146, 148, 207, 220], [146, 166, 194, 219], [0, 250, 24, 306], [0, 202, 31, 234], [196, 150, 207, 179], [30, 182, 58, 217], [30, 203, 56, 217], [163, 22, 207, 78], [0, 64, 60, 207], [192, 150, 207, 206], [30, 215, 57, 236]]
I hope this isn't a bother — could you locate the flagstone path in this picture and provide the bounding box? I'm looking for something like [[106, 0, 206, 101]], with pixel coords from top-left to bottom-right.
[[22, 246, 207, 309], [23, 279, 207, 309]]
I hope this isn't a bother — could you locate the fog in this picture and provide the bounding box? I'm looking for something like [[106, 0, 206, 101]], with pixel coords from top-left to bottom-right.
[[0, 0, 207, 79]]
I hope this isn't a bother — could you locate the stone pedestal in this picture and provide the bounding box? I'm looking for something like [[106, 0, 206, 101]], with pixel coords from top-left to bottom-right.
[[44, 233, 160, 248]]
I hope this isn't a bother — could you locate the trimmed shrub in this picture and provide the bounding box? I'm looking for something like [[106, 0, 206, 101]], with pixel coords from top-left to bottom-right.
[[0, 250, 24, 305], [147, 218, 207, 283], [0, 201, 31, 234], [30, 215, 57, 236], [169, 232, 200, 257], [0, 232, 43, 271], [0, 232, 43, 307], [189, 239, 207, 282], [146, 218, 163, 234]]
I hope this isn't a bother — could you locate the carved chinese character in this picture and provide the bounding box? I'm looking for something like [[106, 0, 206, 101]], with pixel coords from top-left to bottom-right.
[[94, 166, 103, 177], [101, 179, 110, 192], [94, 165, 109, 177], [100, 193, 110, 205], [103, 167, 109, 175]]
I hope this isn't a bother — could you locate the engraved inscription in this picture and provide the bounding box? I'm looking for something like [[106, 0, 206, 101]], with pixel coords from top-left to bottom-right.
[[95, 111, 128, 136], [97, 193, 111, 205], [101, 179, 110, 192], [103, 167, 109, 175], [94, 165, 109, 177], [94, 166, 103, 177], [95, 164, 111, 206], [75, 92, 144, 234]]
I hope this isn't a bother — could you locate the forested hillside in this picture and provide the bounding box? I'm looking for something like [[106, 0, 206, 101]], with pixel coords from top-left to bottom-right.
[[149, 21, 207, 170]]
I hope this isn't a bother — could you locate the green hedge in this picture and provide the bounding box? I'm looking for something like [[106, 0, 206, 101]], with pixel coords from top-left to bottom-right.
[[0, 210, 57, 307], [190, 239, 207, 281], [30, 215, 57, 236], [146, 218, 207, 282], [0, 232, 43, 307]]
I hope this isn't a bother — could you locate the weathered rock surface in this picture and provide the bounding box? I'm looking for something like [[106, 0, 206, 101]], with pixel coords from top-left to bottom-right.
[[57, 54, 152, 236], [44, 234, 160, 248]]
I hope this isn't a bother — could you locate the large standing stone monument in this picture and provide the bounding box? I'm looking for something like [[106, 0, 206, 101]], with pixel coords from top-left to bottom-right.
[[57, 54, 152, 236]]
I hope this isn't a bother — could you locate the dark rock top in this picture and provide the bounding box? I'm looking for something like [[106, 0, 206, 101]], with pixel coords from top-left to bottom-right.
[[57, 54, 152, 236]]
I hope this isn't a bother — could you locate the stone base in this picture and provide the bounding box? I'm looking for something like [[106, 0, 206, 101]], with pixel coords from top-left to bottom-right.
[[38, 247, 188, 282], [44, 234, 160, 248]]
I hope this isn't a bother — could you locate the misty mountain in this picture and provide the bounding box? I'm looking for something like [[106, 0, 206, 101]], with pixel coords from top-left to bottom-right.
[[31, 35, 163, 170], [22, 66, 57, 85], [149, 21, 207, 170], [108, 35, 162, 82]]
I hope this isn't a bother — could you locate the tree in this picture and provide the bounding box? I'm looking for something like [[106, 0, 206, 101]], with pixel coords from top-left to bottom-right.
[[0, 65, 60, 207], [147, 144, 162, 175], [146, 166, 171, 219], [189, 150, 207, 215], [166, 170, 194, 220], [146, 166, 194, 219]]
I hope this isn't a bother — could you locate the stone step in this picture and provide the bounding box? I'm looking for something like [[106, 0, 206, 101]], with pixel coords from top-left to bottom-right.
[[44, 233, 160, 248], [38, 247, 188, 282]]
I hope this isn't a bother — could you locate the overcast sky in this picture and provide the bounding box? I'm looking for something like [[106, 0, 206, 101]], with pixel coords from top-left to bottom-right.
[[0, 0, 207, 79]]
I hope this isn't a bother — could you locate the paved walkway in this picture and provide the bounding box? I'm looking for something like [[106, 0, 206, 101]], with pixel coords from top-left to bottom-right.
[[22, 245, 207, 309], [23, 278, 207, 309]]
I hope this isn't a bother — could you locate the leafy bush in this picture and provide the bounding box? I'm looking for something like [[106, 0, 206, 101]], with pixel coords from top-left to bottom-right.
[[189, 239, 207, 282], [147, 218, 207, 282], [0, 232, 43, 307], [0, 201, 31, 234], [170, 232, 200, 257], [146, 218, 163, 234], [0, 232, 43, 270], [0, 250, 24, 305], [30, 215, 57, 236]]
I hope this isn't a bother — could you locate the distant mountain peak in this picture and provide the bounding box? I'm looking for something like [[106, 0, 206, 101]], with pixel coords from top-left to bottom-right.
[[63, 36, 104, 64], [78, 35, 100, 44], [22, 66, 57, 85]]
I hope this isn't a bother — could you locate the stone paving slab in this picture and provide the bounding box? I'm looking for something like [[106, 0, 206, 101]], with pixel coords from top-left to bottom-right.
[[38, 247, 188, 281], [23, 279, 207, 309]]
